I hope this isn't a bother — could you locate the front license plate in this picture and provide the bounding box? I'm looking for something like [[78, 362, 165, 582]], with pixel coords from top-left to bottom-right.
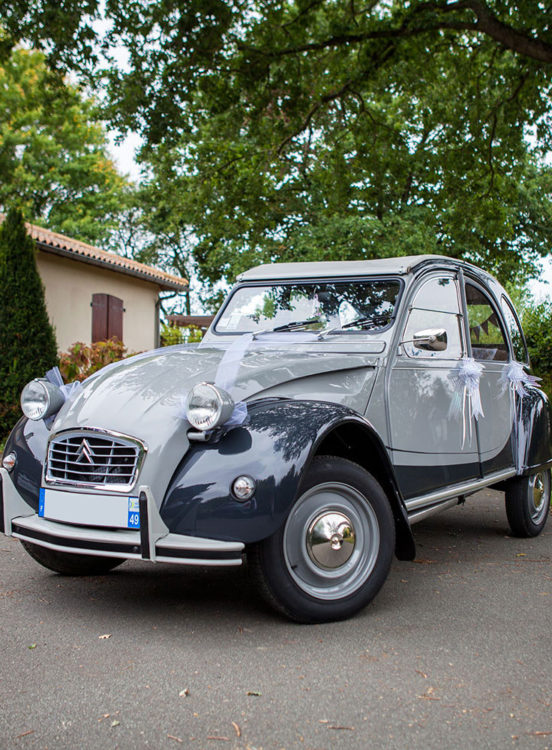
[[39, 488, 140, 529]]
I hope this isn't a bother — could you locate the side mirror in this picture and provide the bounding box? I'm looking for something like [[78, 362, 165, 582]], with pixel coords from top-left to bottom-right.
[[412, 328, 447, 351]]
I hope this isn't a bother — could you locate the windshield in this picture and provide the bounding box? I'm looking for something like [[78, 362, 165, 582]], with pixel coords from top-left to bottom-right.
[[215, 279, 401, 334]]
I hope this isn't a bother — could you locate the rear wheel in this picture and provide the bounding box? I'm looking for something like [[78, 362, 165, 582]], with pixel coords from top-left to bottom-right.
[[250, 456, 395, 623], [21, 541, 125, 575], [505, 469, 550, 538]]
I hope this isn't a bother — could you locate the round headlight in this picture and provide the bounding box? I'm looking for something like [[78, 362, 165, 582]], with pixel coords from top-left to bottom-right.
[[20, 379, 65, 421], [185, 382, 235, 431]]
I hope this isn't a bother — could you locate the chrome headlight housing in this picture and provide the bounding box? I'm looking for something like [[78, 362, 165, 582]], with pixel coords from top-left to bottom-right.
[[185, 382, 235, 431], [20, 378, 65, 421]]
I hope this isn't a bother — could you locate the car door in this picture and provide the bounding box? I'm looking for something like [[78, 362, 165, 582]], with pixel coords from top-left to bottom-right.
[[463, 279, 514, 474], [387, 272, 479, 500]]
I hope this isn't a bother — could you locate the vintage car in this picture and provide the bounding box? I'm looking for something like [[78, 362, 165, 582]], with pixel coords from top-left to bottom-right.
[[1, 255, 550, 622]]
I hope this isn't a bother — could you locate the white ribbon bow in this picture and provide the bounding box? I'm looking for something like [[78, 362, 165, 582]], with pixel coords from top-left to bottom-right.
[[499, 361, 541, 399], [449, 357, 485, 448]]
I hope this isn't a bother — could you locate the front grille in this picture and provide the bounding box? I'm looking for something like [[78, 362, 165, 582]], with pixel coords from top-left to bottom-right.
[[46, 431, 143, 489]]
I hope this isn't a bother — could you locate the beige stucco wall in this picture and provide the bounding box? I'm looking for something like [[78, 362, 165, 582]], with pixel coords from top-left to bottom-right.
[[36, 251, 161, 353]]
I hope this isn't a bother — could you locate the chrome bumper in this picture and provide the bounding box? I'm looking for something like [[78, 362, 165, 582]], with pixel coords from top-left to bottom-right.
[[0, 468, 244, 566]]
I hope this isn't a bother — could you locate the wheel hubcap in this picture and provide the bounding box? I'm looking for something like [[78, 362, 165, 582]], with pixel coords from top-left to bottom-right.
[[306, 512, 355, 569], [530, 471, 549, 524], [283, 482, 380, 601]]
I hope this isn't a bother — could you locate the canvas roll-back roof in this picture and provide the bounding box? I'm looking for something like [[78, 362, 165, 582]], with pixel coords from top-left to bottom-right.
[[237, 255, 454, 281]]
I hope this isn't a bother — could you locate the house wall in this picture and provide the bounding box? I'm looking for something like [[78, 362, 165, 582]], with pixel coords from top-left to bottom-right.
[[36, 251, 160, 353]]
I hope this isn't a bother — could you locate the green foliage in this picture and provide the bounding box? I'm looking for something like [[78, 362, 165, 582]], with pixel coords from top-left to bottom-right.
[[520, 300, 552, 400], [58, 339, 131, 382], [4, 3, 552, 301], [0, 0, 101, 70], [160, 323, 203, 346], [0, 48, 129, 246], [98, 1, 552, 295], [0, 208, 58, 436]]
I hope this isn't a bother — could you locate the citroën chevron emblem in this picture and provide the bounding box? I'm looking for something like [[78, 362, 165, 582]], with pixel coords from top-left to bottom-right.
[[75, 438, 94, 464]]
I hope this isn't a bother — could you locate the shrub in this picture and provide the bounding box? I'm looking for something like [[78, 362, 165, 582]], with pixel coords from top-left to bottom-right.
[[59, 338, 130, 382], [520, 300, 552, 400], [0, 209, 58, 437], [160, 322, 203, 346]]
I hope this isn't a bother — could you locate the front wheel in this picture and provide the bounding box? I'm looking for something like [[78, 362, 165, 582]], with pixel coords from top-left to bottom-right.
[[505, 469, 550, 538], [21, 541, 125, 575], [249, 456, 395, 623]]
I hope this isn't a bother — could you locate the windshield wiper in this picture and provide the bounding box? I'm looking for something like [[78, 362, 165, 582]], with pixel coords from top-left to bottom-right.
[[318, 314, 391, 339], [342, 314, 391, 330], [271, 318, 321, 332]]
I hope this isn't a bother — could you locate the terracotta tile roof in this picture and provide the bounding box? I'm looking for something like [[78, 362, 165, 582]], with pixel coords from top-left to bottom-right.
[[0, 214, 188, 292]]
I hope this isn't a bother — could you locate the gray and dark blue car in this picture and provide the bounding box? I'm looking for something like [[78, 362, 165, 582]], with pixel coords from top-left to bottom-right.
[[2, 255, 550, 622]]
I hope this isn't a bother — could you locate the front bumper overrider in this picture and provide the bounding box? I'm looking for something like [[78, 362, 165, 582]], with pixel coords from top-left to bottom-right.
[[0, 468, 244, 566]]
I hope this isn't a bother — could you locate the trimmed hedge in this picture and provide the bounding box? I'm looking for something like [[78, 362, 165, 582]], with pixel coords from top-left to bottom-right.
[[0, 209, 58, 437]]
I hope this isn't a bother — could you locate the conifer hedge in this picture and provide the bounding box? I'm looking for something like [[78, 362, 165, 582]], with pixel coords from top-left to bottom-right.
[[0, 209, 58, 437]]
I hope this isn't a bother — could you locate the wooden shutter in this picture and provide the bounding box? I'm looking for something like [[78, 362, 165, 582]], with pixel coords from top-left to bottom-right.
[[92, 293, 124, 343], [91, 293, 108, 342], [107, 295, 123, 341]]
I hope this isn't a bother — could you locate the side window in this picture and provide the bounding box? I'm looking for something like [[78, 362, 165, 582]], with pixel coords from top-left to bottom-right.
[[502, 296, 529, 364], [403, 275, 464, 359], [465, 283, 507, 362]]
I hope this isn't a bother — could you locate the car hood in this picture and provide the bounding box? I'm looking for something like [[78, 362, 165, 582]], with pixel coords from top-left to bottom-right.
[[51, 343, 379, 503]]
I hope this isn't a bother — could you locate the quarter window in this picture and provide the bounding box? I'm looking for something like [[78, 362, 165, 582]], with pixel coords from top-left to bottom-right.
[[502, 297, 529, 364]]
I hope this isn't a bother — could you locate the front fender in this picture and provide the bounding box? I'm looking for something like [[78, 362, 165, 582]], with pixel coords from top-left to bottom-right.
[[3, 417, 49, 511], [161, 399, 414, 558]]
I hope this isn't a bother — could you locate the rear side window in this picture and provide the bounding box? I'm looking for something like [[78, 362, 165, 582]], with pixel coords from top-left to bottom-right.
[[465, 283, 508, 362], [502, 297, 529, 364]]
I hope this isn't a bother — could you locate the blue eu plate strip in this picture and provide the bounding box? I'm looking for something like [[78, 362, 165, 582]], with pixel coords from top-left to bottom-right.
[[127, 497, 140, 529], [38, 488, 45, 517]]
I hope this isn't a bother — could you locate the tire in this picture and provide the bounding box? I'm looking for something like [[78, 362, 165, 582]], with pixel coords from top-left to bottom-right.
[[249, 456, 395, 623], [505, 469, 551, 538], [21, 541, 125, 575]]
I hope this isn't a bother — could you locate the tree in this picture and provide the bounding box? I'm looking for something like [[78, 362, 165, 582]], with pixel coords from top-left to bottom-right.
[[0, 208, 58, 437], [4, 2, 552, 294], [98, 1, 552, 294], [3, 2, 552, 74], [119, 0, 552, 295], [0, 47, 129, 246]]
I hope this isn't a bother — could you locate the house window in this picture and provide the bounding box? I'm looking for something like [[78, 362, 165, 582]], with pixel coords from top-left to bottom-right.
[[91, 293, 124, 342]]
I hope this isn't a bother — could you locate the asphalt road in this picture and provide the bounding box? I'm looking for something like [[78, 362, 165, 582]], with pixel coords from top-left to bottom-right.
[[1, 489, 551, 750]]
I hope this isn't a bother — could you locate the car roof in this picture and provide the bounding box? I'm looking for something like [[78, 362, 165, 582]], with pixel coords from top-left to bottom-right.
[[237, 255, 461, 281]]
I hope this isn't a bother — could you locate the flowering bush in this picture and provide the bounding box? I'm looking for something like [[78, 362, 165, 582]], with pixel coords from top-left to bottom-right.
[[59, 338, 132, 382]]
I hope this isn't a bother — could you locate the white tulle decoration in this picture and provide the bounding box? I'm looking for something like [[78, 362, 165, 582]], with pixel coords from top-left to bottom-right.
[[499, 361, 541, 399], [192, 330, 320, 428], [43, 366, 83, 426], [45, 366, 83, 402], [449, 357, 485, 447]]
